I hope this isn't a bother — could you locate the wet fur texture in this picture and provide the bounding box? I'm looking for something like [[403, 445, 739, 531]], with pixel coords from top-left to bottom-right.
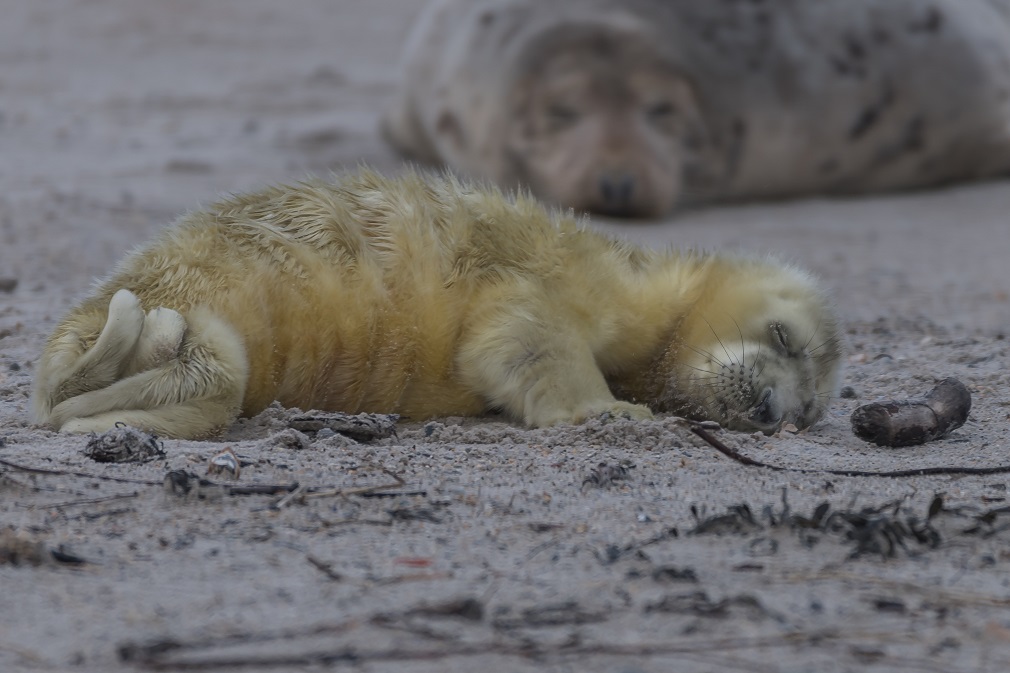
[[383, 0, 1010, 217], [34, 170, 842, 439]]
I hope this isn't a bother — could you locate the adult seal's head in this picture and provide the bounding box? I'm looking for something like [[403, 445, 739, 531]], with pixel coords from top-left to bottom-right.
[[500, 21, 706, 218], [384, 0, 1010, 218], [382, 0, 711, 219]]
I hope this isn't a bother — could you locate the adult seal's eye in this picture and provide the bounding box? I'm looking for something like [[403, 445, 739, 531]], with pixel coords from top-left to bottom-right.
[[646, 101, 676, 119], [546, 104, 580, 129]]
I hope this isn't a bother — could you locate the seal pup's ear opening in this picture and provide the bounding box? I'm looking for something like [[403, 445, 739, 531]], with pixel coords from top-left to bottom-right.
[[649, 257, 843, 432]]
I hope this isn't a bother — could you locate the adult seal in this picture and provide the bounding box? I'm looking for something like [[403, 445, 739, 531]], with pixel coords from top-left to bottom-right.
[[382, 0, 1010, 217]]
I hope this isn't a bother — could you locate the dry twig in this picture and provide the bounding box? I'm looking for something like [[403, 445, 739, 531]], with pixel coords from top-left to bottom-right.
[[688, 423, 1010, 478], [119, 628, 916, 670], [0, 457, 162, 486], [24, 491, 139, 510]]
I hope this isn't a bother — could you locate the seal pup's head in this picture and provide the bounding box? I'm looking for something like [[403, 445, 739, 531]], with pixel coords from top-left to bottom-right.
[[503, 21, 706, 218], [658, 259, 843, 433]]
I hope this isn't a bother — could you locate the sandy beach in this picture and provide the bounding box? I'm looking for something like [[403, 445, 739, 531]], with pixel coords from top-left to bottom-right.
[[2, 2, 1010, 671]]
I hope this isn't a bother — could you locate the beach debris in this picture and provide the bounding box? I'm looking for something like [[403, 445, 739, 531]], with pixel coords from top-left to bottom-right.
[[163, 470, 222, 499], [206, 447, 241, 479], [582, 461, 634, 489], [387, 505, 444, 523], [0, 529, 48, 566], [644, 591, 771, 621], [261, 428, 311, 451], [298, 477, 420, 503], [689, 421, 1010, 478], [404, 597, 484, 621], [394, 557, 433, 568], [269, 484, 308, 510], [287, 411, 398, 441], [871, 597, 907, 614], [594, 527, 680, 565], [368, 597, 484, 642], [528, 522, 565, 533], [686, 490, 1010, 558], [82, 424, 166, 463], [491, 600, 609, 629], [651, 566, 699, 584], [851, 377, 971, 447], [49, 547, 89, 565], [306, 554, 345, 582], [689, 503, 764, 536], [0, 529, 88, 566], [163, 470, 298, 499]]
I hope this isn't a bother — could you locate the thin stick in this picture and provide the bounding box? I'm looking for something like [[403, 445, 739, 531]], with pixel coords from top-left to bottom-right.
[[0, 457, 162, 486], [271, 484, 308, 509], [1, 457, 413, 500], [23, 491, 139, 510], [320, 518, 392, 527], [688, 424, 1010, 478], [122, 629, 919, 670], [794, 570, 1010, 609], [303, 481, 407, 500], [68, 507, 135, 522], [302, 469, 407, 500], [224, 482, 299, 496], [2, 473, 72, 494], [305, 554, 344, 581]]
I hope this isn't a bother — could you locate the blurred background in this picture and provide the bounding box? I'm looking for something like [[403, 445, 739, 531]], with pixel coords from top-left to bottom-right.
[[1, 0, 1009, 335]]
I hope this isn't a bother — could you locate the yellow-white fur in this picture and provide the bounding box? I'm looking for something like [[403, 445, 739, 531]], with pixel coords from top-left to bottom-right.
[[33, 169, 842, 439]]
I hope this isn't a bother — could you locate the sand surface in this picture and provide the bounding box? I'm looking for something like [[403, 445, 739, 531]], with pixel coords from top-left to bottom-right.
[[2, 2, 1010, 671]]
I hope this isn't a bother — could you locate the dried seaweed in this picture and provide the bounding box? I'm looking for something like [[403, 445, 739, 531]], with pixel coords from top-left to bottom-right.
[[688, 490, 1010, 558], [594, 527, 680, 565], [0, 529, 88, 566], [0, 529, 48, 566], [651, 565, 699, 583], [82, 424, 165, 463], [119, 626, 865, 670], [162, 470, 299, 499], [403, 597, 484, 622], [287, 411, 399, 441], [581, 461, 634, 489], [491, 600, 609, 629], [689, 504, 763, 536], [644, 591, 772, 621], [387, 504, 444, 523]]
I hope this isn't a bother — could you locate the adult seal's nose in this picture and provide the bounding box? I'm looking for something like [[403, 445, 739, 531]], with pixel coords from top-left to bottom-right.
[[597, 172, 636, 216]]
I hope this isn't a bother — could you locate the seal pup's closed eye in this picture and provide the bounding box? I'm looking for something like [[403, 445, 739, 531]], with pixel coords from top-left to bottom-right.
[[33, 169, 842, 439]]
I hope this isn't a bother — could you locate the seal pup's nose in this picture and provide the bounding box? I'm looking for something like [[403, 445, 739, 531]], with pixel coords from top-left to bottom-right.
[[748, 387, 783, 433]]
